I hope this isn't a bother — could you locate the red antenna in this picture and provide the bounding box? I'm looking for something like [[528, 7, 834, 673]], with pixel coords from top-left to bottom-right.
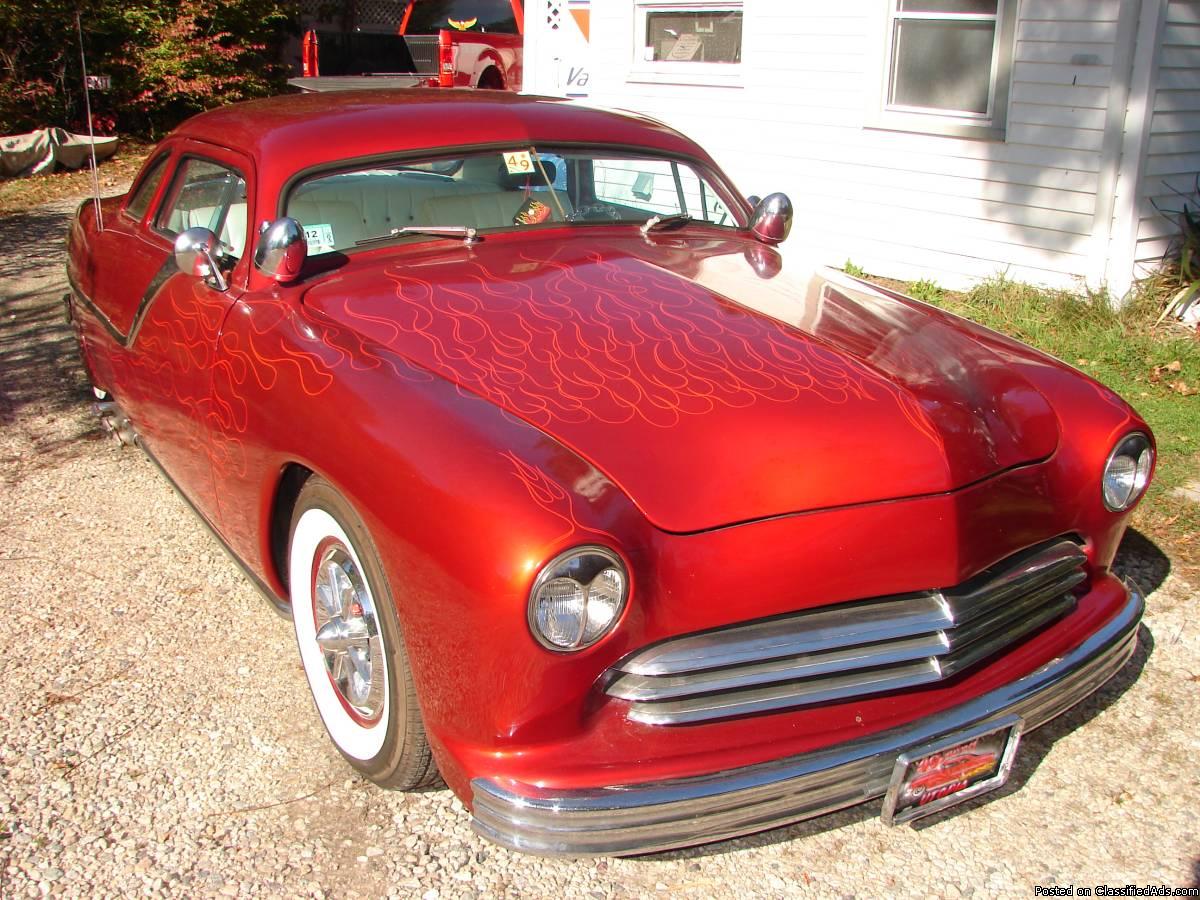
[[75, 10, 104, 232]]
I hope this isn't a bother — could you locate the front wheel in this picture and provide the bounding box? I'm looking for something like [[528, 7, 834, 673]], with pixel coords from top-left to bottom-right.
[[288, 476, 438, 788]]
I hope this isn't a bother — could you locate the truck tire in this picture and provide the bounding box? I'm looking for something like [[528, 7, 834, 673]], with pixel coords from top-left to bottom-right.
[[477, 68, 504, 90]]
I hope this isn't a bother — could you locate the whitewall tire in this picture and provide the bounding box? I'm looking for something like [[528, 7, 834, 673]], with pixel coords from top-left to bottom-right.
[[288, 477, 438, 787]]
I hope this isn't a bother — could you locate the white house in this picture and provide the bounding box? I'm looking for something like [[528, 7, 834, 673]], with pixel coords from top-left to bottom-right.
[[523, 0, 1200, 297]]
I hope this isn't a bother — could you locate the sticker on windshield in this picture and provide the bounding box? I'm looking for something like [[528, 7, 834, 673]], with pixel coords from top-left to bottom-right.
[[503, 151, 534, 175], [303, 223, 335, 253], [513, 198, 552, 226]]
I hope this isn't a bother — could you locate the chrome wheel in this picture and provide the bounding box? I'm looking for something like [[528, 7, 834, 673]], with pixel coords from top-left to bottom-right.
[[290, 477, 438, 786], [312, 541, 385, 723]]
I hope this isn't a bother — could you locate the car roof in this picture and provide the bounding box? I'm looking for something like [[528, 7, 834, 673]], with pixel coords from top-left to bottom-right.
[[173, 89, 711, 178]]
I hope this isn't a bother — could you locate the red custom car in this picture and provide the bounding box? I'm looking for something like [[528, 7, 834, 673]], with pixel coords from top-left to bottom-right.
[[65, 90, 1152, 856]]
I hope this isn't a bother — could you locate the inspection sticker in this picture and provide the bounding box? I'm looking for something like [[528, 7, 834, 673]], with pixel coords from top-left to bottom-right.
[[503, 151, 534, 175], [303, 223, 335, 253]]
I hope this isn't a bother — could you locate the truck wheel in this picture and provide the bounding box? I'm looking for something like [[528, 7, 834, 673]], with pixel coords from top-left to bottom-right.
[[477, 68, 504, 90], [289, 476, 439, 789]]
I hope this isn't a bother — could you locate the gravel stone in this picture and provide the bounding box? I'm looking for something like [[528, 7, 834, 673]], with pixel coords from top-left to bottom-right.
[[0, 190, 1196, 898]]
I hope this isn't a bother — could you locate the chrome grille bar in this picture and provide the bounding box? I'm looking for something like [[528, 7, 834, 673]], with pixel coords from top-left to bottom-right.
[[606, 539, 1088, 725]]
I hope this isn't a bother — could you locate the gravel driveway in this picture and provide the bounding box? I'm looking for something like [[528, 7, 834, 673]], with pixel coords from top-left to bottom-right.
[[1, 195, 1197, 899]]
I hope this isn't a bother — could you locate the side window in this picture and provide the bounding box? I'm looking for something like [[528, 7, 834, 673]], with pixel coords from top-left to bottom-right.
[[125, 155, 169, 222], [156, 158, 249, 260], [592, 159, 731, 225]]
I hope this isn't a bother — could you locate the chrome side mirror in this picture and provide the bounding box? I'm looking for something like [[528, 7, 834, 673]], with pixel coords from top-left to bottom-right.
[[174, 226, 228, 292], [254, 217, 307, 283], [749, 192, 793, 245]]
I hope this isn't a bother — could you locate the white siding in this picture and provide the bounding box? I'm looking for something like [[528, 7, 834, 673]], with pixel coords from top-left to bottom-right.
[[525, 0, 1200, 295], [532, 0, 1133, 289], [1133, 0, 1200, 279]]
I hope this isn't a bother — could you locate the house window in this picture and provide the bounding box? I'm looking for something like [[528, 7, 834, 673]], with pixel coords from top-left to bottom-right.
[[630, 3, 744, 86], [643, 9, 742, 63], [874, 0, 1015, 140]]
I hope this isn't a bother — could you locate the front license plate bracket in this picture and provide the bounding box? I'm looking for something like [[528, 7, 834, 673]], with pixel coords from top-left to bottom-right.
[[881, 714, 1023, 826]]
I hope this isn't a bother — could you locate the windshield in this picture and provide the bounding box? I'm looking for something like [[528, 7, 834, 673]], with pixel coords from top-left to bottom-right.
[[404, 0, 519, 34], [286, 147, 742, 255]]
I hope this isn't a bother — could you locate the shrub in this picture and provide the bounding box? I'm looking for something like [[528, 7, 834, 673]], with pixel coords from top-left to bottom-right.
[[0, 0, 297, 139]]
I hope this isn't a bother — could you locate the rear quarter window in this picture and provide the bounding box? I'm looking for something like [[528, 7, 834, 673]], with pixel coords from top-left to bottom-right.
[[125, 155, 169, 222], [405, 0, 518, 34]]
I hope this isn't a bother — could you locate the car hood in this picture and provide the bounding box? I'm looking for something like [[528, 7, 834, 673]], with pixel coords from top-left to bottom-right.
[[301, 232, 1059, 532]]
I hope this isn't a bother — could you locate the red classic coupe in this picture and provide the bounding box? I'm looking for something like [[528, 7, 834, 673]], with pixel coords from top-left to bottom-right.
[[65, 90, 1153, 856]]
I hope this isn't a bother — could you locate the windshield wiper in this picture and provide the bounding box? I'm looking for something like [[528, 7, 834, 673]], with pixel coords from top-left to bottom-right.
[[640, 213, 693, 235], [356, 225, 479, 247]]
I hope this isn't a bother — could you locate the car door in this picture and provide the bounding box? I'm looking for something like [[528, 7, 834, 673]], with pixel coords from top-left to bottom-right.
[[114, 144, 254, 529]]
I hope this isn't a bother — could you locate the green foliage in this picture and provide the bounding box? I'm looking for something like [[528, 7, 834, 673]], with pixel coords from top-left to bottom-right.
[[907, 278, 944, 303], [843, 259, 866, 278], [0, 0, 298, 138], [1161, 198, 1200, 320]]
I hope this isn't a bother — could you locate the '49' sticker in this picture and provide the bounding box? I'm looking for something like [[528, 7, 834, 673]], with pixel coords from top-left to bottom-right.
[[503, 151, 534, 175], [304, 223, 335, 253]]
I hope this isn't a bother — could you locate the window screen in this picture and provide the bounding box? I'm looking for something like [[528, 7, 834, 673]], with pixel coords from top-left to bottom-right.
[[888, 0, 1000, 116]]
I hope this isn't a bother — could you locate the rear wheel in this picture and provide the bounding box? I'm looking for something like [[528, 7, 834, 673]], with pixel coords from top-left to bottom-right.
[[288, 476, 438, 788], [477, 67, 504, 90]]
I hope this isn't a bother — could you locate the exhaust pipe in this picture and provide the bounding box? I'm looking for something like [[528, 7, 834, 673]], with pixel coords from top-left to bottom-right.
[[92, 400, 138, 448]]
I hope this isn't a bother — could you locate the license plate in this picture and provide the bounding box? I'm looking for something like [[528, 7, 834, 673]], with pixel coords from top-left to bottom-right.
[[881, 715, 1023, 825]]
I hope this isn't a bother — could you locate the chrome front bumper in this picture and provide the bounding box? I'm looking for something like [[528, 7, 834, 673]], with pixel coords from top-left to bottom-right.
[[471, 583, 1143, 857]]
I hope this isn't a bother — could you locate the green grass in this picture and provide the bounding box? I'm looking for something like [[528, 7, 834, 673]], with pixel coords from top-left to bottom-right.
[[907, 278, 944, 303], [887, 273, 1200, 566]]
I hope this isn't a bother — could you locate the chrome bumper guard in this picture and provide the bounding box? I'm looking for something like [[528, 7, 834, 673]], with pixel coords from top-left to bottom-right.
[[471, 584, 1143, 857]]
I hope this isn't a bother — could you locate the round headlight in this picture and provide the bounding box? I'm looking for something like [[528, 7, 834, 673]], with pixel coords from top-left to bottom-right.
[[1102, 432, 1154, 512], [528, 546, 628, 651]]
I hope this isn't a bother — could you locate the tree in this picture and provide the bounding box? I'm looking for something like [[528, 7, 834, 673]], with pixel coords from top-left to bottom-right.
[[0, 0, 298, 138]]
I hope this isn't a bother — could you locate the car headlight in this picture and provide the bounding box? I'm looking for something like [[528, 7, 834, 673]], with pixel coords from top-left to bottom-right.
[[528, 546, 628, 651], [1102, 432, 1153, 511]]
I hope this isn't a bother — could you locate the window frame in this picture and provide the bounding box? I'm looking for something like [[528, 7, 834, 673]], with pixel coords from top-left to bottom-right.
[[867, 0, 1017, 141], [279, 141, 750, 258], [628, 1, 745, 88], [121, 152, 172, 224], [152, 154, 249, 260]]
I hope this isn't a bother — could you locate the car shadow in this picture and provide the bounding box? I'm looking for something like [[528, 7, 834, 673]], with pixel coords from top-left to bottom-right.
[[1111, 527, 1171, 595], [643, 623, 1155, 861], [0, 205, 103, 461], [908, 623, 1154, 831]]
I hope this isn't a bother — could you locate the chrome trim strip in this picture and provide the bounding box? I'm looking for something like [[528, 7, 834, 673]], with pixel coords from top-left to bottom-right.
[[606, 539, 1087, 722], [942, 541, 1085, 624], [607, 632, 947, 702], [471, 582, 1142, 857], [67, 258, 182, 350], [626, 658, 943, 726], [617, 593, 950, 676]]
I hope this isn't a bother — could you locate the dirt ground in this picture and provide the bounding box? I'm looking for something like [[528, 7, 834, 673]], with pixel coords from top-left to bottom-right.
[[0, 192, 1197, 899]]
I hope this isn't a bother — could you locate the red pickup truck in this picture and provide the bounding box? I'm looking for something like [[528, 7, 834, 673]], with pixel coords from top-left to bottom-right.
[[294, 0, 523, 92]]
